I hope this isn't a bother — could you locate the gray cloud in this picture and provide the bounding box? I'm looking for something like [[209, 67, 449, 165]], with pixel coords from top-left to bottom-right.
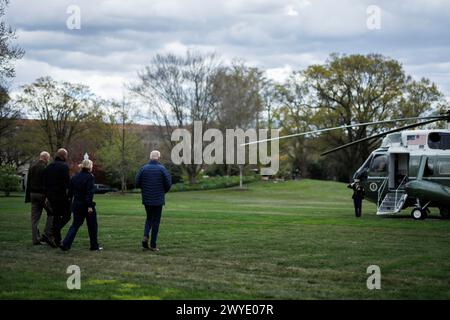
[[6, 0, 450, 99]]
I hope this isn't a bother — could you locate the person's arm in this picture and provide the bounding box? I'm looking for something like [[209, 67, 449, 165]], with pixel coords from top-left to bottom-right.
[[86, 175, 95, 212], [42, 166, 48, 197], [63, 165, 70, 195], [162, 167, 172, 193], [25, 172, 31, 203], [135, 167, 143, 189], [68, 177, 74, 202], [36, 163, 46, 190]]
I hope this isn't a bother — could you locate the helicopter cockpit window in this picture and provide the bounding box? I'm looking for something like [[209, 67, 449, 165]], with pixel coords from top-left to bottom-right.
[[438, 160, 450, 175], [428, 132, 450, 150], [370, 154, 388, 174], [353, 154, 372, 180]]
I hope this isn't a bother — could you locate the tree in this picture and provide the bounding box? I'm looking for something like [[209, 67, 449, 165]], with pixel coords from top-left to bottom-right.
[[0, 0, 23, 148], [0, 164, 20, 196], [211, 62, 264, 181], [16, 77, 104, 155], [131, 51, 221, 184], [0, 0, 24, 85], [212, 62, 262, 130], [97, 125, 147, 191], [0, 120, 43, 166], [0, 86, 21, 164], [396, 77, 443, 118], [286, 53, 445, 181], [273, 73, 314, 178], [163, 161, 183, 184], [303, 54, 407, 180], [0, 85, 20, 137], [97, 99, 146, 192], [0, 90, 35, 168], [259, 77, 278, 130]]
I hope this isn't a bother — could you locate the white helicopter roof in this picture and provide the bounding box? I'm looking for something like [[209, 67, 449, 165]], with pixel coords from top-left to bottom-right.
[[381, 129, 450, 155]]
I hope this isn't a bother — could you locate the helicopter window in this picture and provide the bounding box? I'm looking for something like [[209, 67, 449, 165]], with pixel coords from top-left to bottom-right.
[[428, 132, 450, 150], [438, 160, 450, 175], [353, 154, 372, 180], [370, 154, 388, 173]]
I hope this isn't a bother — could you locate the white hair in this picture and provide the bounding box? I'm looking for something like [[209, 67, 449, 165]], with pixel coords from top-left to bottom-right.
[[80, 159, 93, 170], [150, 150, 161, 160], [39, 151, 50, 160]]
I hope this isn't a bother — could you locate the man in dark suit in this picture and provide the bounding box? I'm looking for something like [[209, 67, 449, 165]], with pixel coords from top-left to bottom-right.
[[136, 150, 172, 252], [43, 148, 71, 246], [25, 151, 53, 245]]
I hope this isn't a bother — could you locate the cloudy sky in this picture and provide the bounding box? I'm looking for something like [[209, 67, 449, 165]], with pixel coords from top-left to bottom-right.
[[6, 0, 450, 100]]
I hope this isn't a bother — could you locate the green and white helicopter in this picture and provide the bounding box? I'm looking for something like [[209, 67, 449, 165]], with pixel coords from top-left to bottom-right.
[[254, 112, 450, 220]]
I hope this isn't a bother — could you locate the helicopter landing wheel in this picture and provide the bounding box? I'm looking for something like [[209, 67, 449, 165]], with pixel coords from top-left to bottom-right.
[[439, 207, 450, 219], [411, 207, 427, 220]]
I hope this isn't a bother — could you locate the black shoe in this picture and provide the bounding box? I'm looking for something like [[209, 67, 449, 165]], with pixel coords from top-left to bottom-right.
[[40, 234, 49, 243], [142, 241, 149, 250], [33, 241, 43, 246], [60, 244, 69, 251], [90, 246, 103, 251], [150, 247, 160, 252], [48, 239, 59, 248], [46, 235, 59, 248]]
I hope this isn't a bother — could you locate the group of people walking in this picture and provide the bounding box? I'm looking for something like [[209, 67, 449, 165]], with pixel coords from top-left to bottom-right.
[[26, 146, 362, 251], [26, 148, 172, 252]]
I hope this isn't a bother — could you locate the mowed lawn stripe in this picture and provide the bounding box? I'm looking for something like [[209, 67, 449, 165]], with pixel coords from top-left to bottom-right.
[[0, 179, 449, 299]]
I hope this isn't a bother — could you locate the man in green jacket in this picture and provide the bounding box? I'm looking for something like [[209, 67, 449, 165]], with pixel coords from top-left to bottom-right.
[[25, 151, 53, 245]]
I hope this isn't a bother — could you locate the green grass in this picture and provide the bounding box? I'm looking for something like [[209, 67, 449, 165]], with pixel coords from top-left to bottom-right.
[[0, 179, 449, 299]]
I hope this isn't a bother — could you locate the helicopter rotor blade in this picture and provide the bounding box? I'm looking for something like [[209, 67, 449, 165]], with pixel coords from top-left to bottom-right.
[[320, 118, 441, 156], [241, 115, 445, 146]]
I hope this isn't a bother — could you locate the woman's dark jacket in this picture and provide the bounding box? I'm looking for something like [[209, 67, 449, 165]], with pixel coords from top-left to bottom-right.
[[69, 170, 95, 211]]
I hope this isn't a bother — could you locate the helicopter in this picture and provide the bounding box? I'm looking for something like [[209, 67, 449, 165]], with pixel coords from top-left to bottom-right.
[[245, 112, 450, 220]]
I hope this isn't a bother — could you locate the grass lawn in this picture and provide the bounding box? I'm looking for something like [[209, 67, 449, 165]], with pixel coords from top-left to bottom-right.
[[0, 179, 449, 299]]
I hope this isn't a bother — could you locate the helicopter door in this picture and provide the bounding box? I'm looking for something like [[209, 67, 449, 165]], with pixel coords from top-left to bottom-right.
[[388, 153, 410, 190]]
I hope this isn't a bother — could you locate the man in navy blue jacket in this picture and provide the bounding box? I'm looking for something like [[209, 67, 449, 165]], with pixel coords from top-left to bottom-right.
[[136, 150, 172, 251]]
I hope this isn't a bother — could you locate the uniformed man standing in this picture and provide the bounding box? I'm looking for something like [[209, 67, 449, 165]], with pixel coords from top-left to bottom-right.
[[347, 179, 365, 218]]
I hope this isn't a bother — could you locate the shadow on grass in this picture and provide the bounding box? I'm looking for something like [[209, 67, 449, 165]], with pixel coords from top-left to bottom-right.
[[0, 195, 24, 198], [380, 215, 446, 220]]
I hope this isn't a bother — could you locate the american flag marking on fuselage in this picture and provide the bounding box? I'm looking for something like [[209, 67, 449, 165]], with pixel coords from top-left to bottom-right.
[[407, 134, 427, 145]]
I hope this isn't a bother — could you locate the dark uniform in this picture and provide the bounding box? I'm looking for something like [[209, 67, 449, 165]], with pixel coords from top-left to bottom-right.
[[25, 159, 53, 244], [61, 169, 100, 250], [347, 181, 365, 217], [43, 156, 71, 245]]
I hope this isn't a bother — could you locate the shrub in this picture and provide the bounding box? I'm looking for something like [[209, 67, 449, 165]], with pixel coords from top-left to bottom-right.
[[164, 161, 183, 184], [170, 175, 259, 192], [0, 165, 21, 196]]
